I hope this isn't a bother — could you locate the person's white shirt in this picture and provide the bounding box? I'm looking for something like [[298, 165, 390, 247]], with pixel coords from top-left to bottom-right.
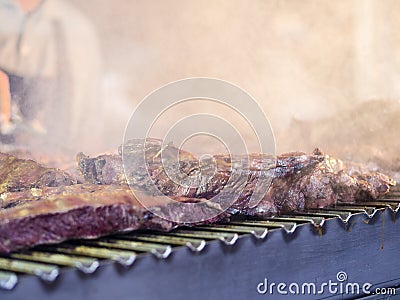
[[0, 0, 102, 151]]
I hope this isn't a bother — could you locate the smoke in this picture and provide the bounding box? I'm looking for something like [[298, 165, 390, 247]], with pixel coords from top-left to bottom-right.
[[12, 1, 400, 172]]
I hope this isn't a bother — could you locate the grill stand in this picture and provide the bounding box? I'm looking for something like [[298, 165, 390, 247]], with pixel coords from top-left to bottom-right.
[[1, 207, 399, 300]]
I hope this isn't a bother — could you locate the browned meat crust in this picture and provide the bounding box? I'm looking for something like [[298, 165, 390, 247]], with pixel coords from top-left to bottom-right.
[[0, 184, 226, 253], [78, 139, 395, 217], [0, 152, 76, 198]]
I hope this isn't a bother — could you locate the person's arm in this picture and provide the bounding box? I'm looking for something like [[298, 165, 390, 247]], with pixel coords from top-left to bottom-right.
[[0, 70, 11, 125]]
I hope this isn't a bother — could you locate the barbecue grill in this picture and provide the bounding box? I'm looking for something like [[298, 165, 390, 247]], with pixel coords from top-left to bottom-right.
[[0, 186, 399, 300]]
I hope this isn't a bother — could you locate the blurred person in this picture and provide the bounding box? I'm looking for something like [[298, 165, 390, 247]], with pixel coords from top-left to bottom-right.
[[0, 0, 102, 152]]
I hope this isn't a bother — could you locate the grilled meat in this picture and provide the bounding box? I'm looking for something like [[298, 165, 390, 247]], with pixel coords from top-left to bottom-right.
[[0, 138, 395, 253], [0, 152, 76, 198], [3, 151, 390, 254], [78, 139, 395, 217], [0, 184, 226, 253]]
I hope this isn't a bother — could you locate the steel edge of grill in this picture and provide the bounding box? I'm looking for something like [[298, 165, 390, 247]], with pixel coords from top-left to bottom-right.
[[0, 191, 399, 291]]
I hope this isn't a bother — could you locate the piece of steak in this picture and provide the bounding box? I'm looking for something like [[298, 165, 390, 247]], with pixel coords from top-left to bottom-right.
[[0, 152, 77, 199], [0, 184, 226, 253], [78, 139, 395, 217], [0, 139, 395, 253]]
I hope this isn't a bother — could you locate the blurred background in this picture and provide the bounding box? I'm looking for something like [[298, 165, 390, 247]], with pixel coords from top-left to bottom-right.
[[1, 0, 400, 176]]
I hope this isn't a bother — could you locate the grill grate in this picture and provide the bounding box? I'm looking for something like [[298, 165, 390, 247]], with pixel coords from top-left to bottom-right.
[[0, 185, 399, 291]]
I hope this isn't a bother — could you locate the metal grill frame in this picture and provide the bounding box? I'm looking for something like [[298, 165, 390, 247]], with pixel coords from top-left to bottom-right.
[[1, 190, 400, 299], [0, 208, 398, 299]]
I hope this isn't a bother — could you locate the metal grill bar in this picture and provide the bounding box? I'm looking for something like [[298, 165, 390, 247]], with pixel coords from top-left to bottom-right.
[[36, 245, 137, 267], [382, 192, 400, 198], [0, 271, 17, 290], [195, 224, 268, 239], [273, 216, 325, 227], [378, 197, 400, 202], [0, 257, 58, 281], [78, 239, 172, 259], [226, 220, 297, 234], [380, 202, 399, 213], [10, 251, 99, 274], [328, 205, 378, 218], [168, 229, 239, 245], [117, 233, 206, 253], [342, 201, 400, 213], [302, 209, 353, 223]]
